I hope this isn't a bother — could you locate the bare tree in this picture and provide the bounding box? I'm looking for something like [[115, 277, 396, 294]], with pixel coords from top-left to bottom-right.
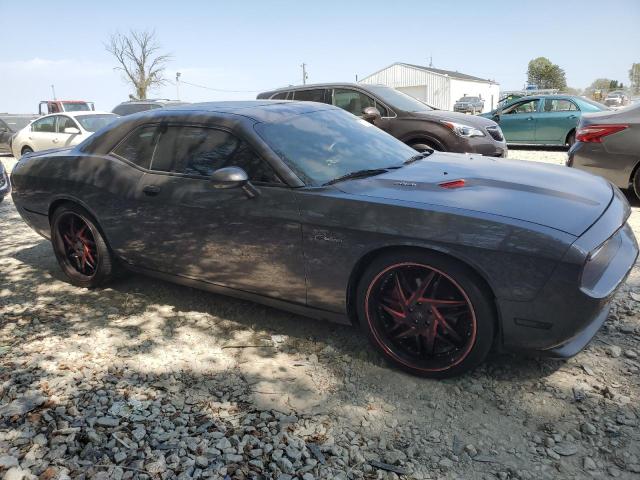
[[106, 30, 171, 100]]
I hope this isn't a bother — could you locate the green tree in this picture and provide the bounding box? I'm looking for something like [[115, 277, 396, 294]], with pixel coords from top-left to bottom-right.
[[630, 63, 640, 95], [526, 57, 567, 90]]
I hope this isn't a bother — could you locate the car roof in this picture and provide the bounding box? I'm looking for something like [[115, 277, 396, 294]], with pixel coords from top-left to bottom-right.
[[116, 99, 183, 105], [165, 100, 336, 122]]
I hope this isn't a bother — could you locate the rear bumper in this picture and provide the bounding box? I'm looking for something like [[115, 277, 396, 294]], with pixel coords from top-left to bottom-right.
[[499, 189, 638, 357], [567, 141, 637, 189]]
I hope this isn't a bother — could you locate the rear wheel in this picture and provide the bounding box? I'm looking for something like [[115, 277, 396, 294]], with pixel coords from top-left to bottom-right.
[[409, 140, 440, 152], [21, 146, 33, 156], [51, 204, 114, 288], [566, 130, 576, 147], [633, 167, 640, 201], [357, 251, 495, 378]]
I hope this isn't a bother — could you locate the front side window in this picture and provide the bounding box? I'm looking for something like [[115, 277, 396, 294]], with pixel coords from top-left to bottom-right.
[[256, 109, 416, 186], [293, 89, 330, 104], [271, 92, 289, 100], [333, 89, 376, 116], [151, 126, 281, 183], [31, 116, 56, 133], [57, 116, 78, 133], [111, 125, 160, 169], [543, 99, 578, 112], [504, 99, 539, 114]]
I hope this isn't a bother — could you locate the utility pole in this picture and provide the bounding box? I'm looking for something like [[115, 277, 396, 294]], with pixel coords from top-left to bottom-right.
[[355, 74, 358, 82], [429, 55, 433, 68], [51, 84, 57, 100], [301, 63, 308, 85], [176, 72, 181, 100]]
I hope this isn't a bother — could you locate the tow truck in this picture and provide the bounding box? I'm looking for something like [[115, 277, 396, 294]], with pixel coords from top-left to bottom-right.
[[38, 100, 95, 115]]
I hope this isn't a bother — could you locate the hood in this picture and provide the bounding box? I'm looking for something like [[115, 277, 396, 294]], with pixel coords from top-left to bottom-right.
[[412, 110, 497, 128], [335, 153, 612, 236]]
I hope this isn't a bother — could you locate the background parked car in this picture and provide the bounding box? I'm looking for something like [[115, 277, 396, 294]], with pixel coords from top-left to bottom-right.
[[568, 103, 640, 199], [11, 111, 119, 159], [112, 99, 187, 116], [453, 96, 484, 114], [604, 91, 630, 108], [258, 83, 507, 156], [0, 161, 9, 203], [481, 95, 609, 146], [0, 114, 38, 154]]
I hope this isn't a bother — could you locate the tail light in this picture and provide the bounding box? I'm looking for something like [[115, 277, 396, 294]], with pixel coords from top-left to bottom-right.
[[575, 124, 628, 143]]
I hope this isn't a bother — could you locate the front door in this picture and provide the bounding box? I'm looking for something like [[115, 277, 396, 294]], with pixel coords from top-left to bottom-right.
[[29, 115, 58, 151], [55, 115, 82, 147], [498, 98, 540, 143], [130, 124, 307, 304], [535, 98, 580, 144]]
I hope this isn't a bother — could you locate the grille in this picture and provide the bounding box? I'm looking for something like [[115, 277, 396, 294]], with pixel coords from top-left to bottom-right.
[[486, 126, 504, 141]]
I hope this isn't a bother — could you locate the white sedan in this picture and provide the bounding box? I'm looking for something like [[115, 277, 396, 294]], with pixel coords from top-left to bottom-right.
[[11, 111, 119, 159]]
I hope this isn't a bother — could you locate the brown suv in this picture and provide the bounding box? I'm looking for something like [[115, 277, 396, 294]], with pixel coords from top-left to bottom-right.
[[257, 83, 506, 156]]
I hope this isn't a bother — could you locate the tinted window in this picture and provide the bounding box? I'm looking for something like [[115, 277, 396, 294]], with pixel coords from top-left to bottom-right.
[[57, 116, 78, 132], [76, 114, 118, 132], [62, 102, 91, 112], [256, 109, 416, 186], [112, 104, 154, 116], [504, 99, 539, 114], [271, 92, 288, 100], [112, 125, 159, 169], [31, 116, 56, 133], [543, 99, 578, 112], [151, 126, 281, 183], [333, 89, 376, 116], [293, 89, 330, 104]]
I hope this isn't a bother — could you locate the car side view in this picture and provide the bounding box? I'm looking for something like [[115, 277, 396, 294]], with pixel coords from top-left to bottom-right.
[[453, 96, 484, 114], [258, 83, 507, 157], [482, 95, 609, 146], [10, 101, 638, 378], [11, 111, 119, 159]]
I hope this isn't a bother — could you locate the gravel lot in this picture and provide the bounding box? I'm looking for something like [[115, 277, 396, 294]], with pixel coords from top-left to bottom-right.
[[1, 150, 639, 480]]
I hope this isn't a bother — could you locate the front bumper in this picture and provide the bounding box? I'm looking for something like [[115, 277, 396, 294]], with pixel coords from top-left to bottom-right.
[[567, 141, 635, 189], [499, 188, 638, 357]]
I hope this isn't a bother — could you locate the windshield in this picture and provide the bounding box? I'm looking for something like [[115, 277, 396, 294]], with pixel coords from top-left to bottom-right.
[[459, 97, 479, 102], [364, 85, 434, 112], [75, 114, 118, 132], [62, 102, 91, 112], [256, 108, 417, 186]]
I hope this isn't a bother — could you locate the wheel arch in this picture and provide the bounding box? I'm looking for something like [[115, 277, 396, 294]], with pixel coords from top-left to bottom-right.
[[48, 197, 114, 251], [345, 245, 500, 335], [565, 128, 576, 145], [403, 134, 446, 151]]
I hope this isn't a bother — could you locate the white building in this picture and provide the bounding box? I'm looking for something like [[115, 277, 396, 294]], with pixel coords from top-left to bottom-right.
[[360, 62, 500, 113]]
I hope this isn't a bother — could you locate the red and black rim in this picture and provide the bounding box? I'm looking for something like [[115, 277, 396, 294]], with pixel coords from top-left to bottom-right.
[[365, 263, 477, 372], [57, 213, 98, 277]]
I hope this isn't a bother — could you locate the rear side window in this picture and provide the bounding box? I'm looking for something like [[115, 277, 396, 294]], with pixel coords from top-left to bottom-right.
[[151, 126, 281, 183], [293, 89, 330, 104], [543, 99, 578, 112], [271, 92, 289, 100], [111, 125, 160, 169], [31, 116, 56, 133]]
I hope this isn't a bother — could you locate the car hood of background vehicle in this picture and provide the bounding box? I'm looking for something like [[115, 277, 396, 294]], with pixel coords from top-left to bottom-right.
[[334, 153, 613, 236], [412, 109, 497, 127]]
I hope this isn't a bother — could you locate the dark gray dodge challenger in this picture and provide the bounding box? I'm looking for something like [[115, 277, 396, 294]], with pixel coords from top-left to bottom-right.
[[10, 101, 639, 378]]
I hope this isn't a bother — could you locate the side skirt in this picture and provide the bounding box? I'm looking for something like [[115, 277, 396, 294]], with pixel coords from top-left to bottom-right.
[[123, 263, 352, 326]]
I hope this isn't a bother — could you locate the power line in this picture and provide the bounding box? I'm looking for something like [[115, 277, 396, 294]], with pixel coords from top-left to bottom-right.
[[167, 78, 262, 93]]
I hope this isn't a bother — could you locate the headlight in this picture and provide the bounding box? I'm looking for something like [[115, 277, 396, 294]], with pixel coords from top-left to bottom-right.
[[441, 121, 485, 137]]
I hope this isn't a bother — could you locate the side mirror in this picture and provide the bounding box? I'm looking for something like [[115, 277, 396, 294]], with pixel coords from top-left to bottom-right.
[[362, 106, 382, 124], [64, 127, 81, 135], [210, 166, 248, 189]]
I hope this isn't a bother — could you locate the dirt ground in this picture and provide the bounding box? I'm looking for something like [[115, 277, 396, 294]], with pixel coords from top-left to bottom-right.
[[1, 150, 639, 480]]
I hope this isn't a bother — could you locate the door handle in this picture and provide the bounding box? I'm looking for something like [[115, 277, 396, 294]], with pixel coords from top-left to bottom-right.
[[142, 185, 161, 196], [567, 114, 577, 119], [526, 116, 534, 121], [52, 138, 59, 143]]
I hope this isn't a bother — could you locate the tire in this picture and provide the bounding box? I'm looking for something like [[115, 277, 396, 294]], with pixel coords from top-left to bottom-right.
[[50, 204, 114, 288], [409, 141, 440, 152], [21, 146, 33, 156], [633, 167, 640, 202], [566, 131, 576, 147], [356, 250, 495, 378]]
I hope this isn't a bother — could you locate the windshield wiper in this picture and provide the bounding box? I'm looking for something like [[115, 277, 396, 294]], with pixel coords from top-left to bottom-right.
[[323, 168, 389, 186], [404, 150, 434, 165]]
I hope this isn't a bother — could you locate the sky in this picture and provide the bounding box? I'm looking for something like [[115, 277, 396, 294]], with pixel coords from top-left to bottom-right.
[[1, 0, 638, 113]]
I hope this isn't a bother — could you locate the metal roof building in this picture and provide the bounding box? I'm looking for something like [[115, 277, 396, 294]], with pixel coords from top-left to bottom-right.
[[359, 62, 500, 113]]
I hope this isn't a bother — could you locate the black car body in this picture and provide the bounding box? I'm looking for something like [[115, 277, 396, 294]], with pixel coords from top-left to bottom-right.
[[258, 83, 507, 157], [0, 161, 10, 202], [112, 99, 188, 116], [453, 96, 484, 114], [568, 103, 640, 198], [0, 115, 38, 154], [10, 101, 637, 377]]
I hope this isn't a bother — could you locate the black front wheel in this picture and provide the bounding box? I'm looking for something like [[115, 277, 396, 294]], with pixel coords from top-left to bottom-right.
[[357, 251, 495, 378], [51, 205, 114, 288]]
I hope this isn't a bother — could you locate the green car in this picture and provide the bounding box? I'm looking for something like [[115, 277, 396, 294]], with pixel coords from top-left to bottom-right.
[[481, 95, 608, 146]]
